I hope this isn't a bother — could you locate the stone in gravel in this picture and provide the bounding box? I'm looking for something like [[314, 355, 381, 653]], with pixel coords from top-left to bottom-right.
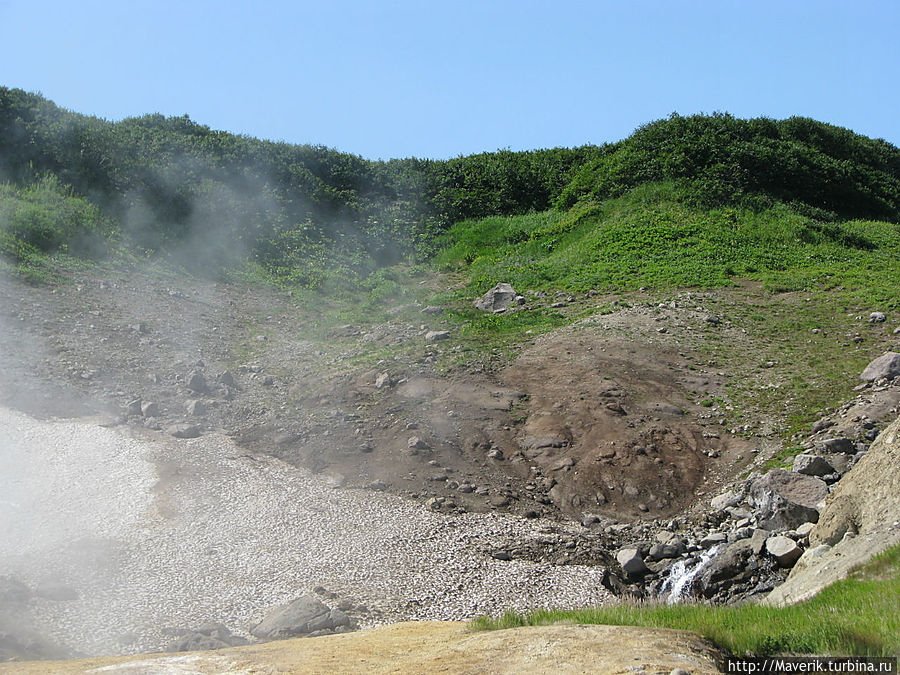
[[375, 372, 391, 389], [425, 330, 450, 342], [168, 423, 202, 439], [792, 454, 834, 476], [474, 283, 518, 312], [490, 550, 512, 561], [185, 399, 206, 416], [700, 532, 727, 548], [170, 623, 249, 652], [710, 491, 741, 511], [765, 536, 802, 567], [218, 371, 235, 387], [126, 399, 143, 416], [749, 529, 769, 556], [187, 370, 208, 393], [251, 595, 355, 640], [490, 495, 511, 507], [814, 437, 856, 454], [811, 417, 835, 433], [749, 469, 827, 530], [795, 522, 815, 538], [140, 401, 159, 417], [859, 352, 900, 382], [616, 548, 650, 577], [487, 448, 504, 460], [868, 311, 886, 323], [407, 436, 429, 451]]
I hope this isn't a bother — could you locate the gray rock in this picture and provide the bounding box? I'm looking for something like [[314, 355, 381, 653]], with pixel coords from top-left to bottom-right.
[[421, 306, 443, 314], [814, 437, 856, 454], [218, 371, 235, 387], [700, 532, 728, 548], [425, 330, 450, 342], [795, 522, 815, 538], [749, 469, 827, 530], [868, 311, 886, 323], [187, 370, 208, 393], [859, 352, 900, 382], [407, 436, 429, 450], [140, 401, 159, 417], [765, 536, 803, 567], [616, 548, 650, 577], [170, 623, 249, 652], [185, 399, 206, 416], [375, 372, 391, 389], [474, 283, 518, 312], [749, 529, 770, 556], [710, 491, 741, 511], [251, 595, 355, 640], [792, 454, 835, 477], [168, 423, 202, 439], [698, 540, 753, 594]]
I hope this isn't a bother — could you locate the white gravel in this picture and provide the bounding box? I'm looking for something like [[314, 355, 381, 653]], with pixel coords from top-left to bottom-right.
[[0, 405, 610, 657]]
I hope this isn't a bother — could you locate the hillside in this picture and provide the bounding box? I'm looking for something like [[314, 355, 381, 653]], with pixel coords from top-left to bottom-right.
[[1, 92, 899, 667]]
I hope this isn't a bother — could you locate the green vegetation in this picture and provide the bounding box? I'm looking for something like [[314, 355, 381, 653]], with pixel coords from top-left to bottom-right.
[[470, 544, 900, 657]]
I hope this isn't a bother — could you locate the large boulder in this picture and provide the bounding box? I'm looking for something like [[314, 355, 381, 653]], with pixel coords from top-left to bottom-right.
[[792, 454, 834, 477], [616, 548, 650, 577], [765, 536, 802, 568], [170, 623, 249, 652], [749, 469, 827, 531], [859, 352, 900, 382], [251, 595, 355, 640], [474, 283, 518, 312]]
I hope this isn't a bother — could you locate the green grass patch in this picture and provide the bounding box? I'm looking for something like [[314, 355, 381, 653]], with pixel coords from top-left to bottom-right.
[[470, 545, 900, 657]]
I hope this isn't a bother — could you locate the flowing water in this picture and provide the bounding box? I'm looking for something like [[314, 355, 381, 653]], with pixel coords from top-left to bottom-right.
[[659, 544, 723, 603]]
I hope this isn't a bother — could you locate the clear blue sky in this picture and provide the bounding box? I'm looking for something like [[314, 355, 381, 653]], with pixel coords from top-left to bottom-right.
[[2, 0, 898, 160]]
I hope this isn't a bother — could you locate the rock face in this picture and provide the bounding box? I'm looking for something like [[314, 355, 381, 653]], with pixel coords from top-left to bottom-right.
[[812, 414, 900, 547], [474, 283, 518, 312], [766, 415, 900, 606], [859, 352, 900, 382], [251, 595, 355, 640], [749, 469, 827, 530]]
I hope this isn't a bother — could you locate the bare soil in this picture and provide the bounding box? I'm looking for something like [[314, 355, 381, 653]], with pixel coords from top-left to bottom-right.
[[0, 267, 757, 525]]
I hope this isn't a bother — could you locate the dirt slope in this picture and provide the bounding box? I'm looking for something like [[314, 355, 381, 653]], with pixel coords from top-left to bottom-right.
[[0, 621, 726, 675]]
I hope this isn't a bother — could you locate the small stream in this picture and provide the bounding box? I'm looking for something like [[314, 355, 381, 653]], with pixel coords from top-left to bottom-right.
[[659, 545, 723, 603]]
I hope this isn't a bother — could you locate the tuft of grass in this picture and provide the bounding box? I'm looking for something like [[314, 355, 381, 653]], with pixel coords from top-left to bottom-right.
[[470, 544, 900, 657]]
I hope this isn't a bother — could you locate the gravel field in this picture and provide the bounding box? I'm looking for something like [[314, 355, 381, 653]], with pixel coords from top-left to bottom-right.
[[0, 405, 610, 657]]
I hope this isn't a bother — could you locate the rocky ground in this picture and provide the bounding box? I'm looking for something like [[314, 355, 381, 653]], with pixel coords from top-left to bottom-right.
[[1, 265, 898, 662]]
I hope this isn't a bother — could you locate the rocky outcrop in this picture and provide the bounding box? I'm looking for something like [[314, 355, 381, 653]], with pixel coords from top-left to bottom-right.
[[766, 415, 900, 606]]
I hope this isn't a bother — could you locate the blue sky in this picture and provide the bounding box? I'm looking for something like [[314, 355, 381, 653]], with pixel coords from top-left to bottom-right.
[[1, 1, 898, 160]]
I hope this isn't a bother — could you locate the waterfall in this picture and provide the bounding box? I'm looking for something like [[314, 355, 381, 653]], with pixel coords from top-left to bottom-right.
[[659, 544, 723, 603]]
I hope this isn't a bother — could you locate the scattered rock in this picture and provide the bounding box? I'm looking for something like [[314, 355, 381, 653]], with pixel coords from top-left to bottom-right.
[[616, 548, 650, 577], [170, 623, 249, 652], [765, 536, 802, 568], [425, 330, 450, 342], [474, 283, 518, 312], [792, 454, 834, 477], [187, 370, 208, 393], [251, 595, 355, 640], [859, 352, 900, 382], [710, 491, 741, 511], [185, 399, 206, 416], [375, 372, 391, 389], [167, 423, 202, 439], [140, 401, 159, 417], [749, 529, 770, 556], [218, 371, 235, 387], [749, 469, 827, 530], [126, 398, 143, 416], [814, 437, 855, 454], [868, 311, 886, 323]]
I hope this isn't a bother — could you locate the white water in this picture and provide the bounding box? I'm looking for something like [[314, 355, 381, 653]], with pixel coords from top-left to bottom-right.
[[659, 544, 724, 603]]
